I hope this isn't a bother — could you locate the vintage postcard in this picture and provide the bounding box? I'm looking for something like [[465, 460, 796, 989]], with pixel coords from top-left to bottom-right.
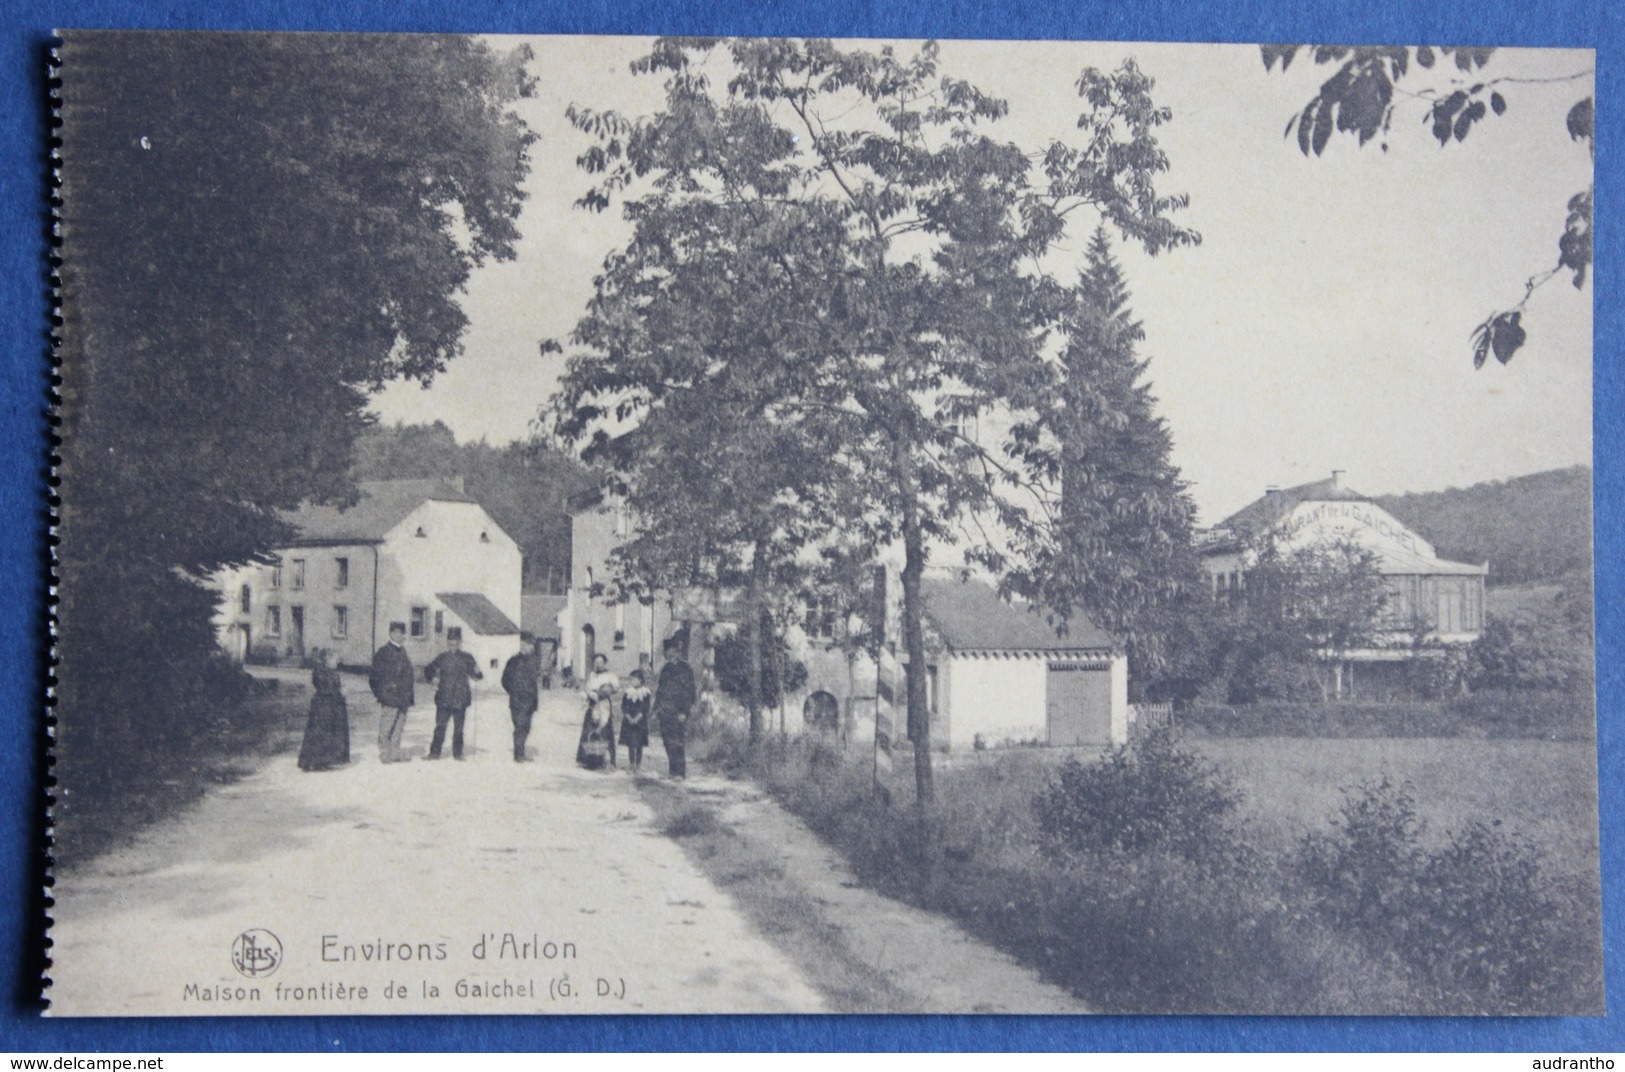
[[47, 31, 1600, 1015]]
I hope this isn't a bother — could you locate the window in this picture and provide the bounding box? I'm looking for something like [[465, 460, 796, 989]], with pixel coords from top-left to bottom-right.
[[269, 560, 282, 589], [613, 630, 626, 650], [806, 596, 838, 641], [479, 531, 491, 543], [415, 526, 427, 538], [410, 606, 428, 639], [290, 558, 306, 590], [239, 584, 251, 613], [613, 603, 626, 648], [434, 610, 444, 635], [266, 605, 282, 637], [335, 556, 349, 589], [332, 605, 348, 639]]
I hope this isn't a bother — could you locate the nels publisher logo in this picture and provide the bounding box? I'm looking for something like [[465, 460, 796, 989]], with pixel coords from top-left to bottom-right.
[[231, 928, 283, 979]]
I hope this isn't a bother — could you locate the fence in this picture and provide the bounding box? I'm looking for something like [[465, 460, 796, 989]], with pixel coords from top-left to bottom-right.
[[1129, 702, 1173, 740]]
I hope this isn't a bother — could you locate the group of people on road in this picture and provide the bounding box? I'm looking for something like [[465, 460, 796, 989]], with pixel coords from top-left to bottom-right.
[[573, 638, 694, 779], [295, 623, 695, 778]]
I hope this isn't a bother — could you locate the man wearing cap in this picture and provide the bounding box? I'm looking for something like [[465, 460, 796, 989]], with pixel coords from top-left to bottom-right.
[[369, 622, 416, 764], [424, 628, 483, 761], [653, 636, 696, 780], [501, 632, 542, 763]]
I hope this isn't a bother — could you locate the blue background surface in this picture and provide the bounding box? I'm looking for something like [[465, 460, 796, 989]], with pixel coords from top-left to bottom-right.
[[2, 0, 1618, 1053]]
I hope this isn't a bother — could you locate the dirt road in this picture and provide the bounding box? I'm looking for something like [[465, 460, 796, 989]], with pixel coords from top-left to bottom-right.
[[49, 671, 1086, 1016]]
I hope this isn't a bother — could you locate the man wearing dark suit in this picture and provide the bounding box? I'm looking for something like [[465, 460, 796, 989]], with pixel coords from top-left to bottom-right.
[[369, 622, 415, 764], [424, 628, 483, 761], [501, 632, 541, 763], [653, 637, 697, 780]]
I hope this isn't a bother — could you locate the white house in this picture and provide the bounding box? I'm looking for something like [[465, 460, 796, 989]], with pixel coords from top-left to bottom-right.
[[1198, 470, 1488, 688], [916, 576, 1129, 751], [212, 478, 524, 673]]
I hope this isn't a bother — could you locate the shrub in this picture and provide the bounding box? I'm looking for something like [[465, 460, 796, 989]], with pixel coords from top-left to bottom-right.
[[1032, 729, 1244, 865], [1470, 615, 1587, 693], [1299, 777, 1592, 1012], [712, 619, 808, 708], [1300, 776, 1427, 942]]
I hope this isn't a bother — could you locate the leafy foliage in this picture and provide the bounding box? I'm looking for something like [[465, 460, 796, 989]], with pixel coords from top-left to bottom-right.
[[712, 615, 809, 710], [1470, 614, 1590, 694], [1261, 44, 1592, 367], [55, 34, 534, 770], [1301, 777, 1590, 1011], [552, 38, 1198, 797], [1213, 536, 1390, 702], [1033, 729, 1244, 865], [1004, 228, 1201, 686]]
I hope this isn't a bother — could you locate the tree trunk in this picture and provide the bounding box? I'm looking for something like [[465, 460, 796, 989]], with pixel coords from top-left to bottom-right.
[[894, 438, 935, 807], [745, 537, 767, 743]]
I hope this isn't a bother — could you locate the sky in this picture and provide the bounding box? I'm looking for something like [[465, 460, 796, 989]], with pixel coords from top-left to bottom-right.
[[369, 36, 1595, 526]]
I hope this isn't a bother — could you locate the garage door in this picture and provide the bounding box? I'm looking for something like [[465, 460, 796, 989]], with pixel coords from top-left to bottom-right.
[[1046, 661, 1112, 747]]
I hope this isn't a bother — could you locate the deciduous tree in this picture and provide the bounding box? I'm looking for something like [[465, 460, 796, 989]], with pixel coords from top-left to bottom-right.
[[1261, 45, 1593, 368], [56, 33, 535, 760], [554, 37, 1196, 803]]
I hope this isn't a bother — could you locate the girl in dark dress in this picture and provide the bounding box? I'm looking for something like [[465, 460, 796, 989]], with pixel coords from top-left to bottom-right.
[[298, 648, 351, 772], [619, 669, 651, 774]]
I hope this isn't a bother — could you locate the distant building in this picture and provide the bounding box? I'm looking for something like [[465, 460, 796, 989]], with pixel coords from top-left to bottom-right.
[[918, 577, 1128, 750], [566, 484, 1130, 750], [212, 478, 523, 673], [560, 491, 677, 679], [1198, 471, 1488, 678]]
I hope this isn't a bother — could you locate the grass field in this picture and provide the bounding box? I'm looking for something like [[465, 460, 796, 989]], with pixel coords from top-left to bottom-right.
[[1192, 736, 1602, 882], [697, 725, 1606, 1012]]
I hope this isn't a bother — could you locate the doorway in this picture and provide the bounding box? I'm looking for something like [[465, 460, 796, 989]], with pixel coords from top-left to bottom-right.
[[1045, 662, 1111, 747]]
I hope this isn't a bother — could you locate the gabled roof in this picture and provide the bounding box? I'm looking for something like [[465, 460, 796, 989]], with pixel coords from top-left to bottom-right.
[[1216, 476, 1367, 535], [279, 479, 477, 545], [921, 577, 1115, 654], [521, 594, 567, 642], [436, 592, 520, 636]]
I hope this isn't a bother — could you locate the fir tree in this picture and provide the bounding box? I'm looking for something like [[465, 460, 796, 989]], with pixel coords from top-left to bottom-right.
[[1016, 227, 1201, 690]]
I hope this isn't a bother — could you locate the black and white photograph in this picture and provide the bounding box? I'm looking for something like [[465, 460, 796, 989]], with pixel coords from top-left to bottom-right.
[[48, 31, 1599, 1016]]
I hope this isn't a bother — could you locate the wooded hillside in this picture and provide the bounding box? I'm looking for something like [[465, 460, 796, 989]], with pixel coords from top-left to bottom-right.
[[1376, 466, 1592, 586]]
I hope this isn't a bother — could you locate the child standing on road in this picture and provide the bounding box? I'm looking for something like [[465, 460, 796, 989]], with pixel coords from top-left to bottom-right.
[[619, 668, 651, 774]]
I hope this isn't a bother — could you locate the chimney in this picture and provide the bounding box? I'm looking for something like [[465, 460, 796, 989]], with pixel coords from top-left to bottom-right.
[[1264, 485, 1281, 498], [450, 474, 466, 493], [1331, 470, 1345, 490]]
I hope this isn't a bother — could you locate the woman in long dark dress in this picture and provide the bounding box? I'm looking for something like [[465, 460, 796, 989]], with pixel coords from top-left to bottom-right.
[[298, 648, 351, 772], [575, 653, 619, 771], [619, 668, 651, 774]]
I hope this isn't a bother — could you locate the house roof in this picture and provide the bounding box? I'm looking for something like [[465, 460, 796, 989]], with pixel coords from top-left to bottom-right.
[[436, 592, 520, 636], [521, 594, 567, 642], [1216, 476, 1367, 535], [280, 479, 477, 545], [920, 577, 1115, 654]]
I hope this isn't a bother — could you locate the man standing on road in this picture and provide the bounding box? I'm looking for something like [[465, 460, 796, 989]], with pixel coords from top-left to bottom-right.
[[653, 636, 696, 780], [424, 628, 483, 761], [501, 632, 541, 763], [369, 622, 415, 764]]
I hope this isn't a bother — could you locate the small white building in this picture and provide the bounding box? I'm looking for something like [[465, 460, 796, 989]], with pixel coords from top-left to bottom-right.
[[212, 478, 524, 673], [786, 575, 1130, 752], [917, 577, 1129, 751]]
